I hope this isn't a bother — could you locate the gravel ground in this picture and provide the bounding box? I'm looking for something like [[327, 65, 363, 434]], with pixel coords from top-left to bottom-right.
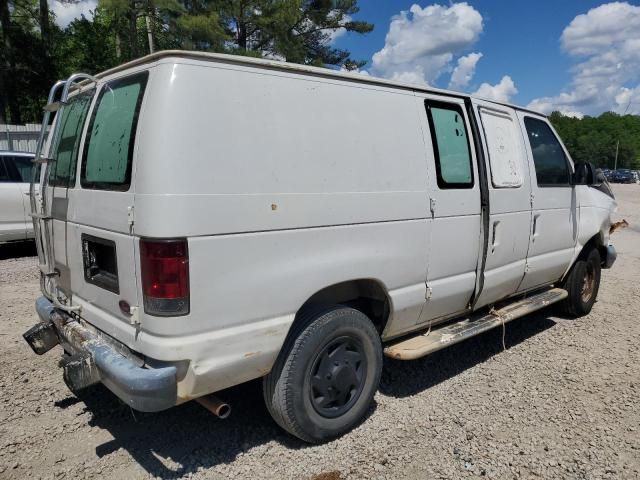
[[1, 184, 639, 480]]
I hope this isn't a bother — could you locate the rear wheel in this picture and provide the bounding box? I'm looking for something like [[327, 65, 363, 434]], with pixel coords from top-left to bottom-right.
[[263, 305, 382, 443], [560, 248, 601, 317]]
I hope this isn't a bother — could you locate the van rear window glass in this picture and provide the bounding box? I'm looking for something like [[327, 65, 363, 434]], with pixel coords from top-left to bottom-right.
[[425, 101, 474, 189], [81, 72, 148, 191], [49, 93, 92, 187]]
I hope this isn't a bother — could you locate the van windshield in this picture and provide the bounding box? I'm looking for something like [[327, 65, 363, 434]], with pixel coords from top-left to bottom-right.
[[81, 72, 148, 191]]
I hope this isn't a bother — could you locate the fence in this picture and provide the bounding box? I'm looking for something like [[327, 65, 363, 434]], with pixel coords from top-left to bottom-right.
[[0, 124, 44, 153]]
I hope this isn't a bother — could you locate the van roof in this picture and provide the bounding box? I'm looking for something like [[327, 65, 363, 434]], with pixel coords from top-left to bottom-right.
[[97, 50, 545, 117]]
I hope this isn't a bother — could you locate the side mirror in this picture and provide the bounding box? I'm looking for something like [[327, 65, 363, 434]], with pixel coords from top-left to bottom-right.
[[572, 161, 601, 187]]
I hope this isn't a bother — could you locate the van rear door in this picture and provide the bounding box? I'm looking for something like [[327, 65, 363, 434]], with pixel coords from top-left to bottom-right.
[[46, 89, 94, 297], [50, 72, 149, 338]]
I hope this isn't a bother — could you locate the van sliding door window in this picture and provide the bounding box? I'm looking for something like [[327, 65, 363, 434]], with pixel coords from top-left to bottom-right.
[[81, 72, 148, 191], [49, 93, 93, 188], [425, 101, 474, 189], [523, 117, 569, 187]]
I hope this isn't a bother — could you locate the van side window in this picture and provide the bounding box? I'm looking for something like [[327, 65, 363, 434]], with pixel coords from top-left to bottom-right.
[[425, 101, 474, 189], [49, 93, 93, 188], [81, 72, 148, 191], [524, 117, 569, 186]]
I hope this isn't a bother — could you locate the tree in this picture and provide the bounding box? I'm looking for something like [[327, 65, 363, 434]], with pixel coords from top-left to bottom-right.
[[2, 0, 373, 123], [212, 0, 373, 68], [550, 111, 640, 169]]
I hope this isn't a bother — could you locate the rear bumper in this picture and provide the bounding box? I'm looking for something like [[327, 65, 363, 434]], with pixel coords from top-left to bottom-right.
[[25, 296, 177, 412], [603, 244, 617, 269]]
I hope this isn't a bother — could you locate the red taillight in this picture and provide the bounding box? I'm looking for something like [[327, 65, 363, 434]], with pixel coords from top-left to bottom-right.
[[140, 239, 189, 316]]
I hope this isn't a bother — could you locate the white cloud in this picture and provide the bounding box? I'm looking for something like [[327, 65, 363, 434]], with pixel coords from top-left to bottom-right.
[[49, 0, 96, 28], [527, 2, 640, 115], [448, 52, 482, 90], [371, 3, 483, 85], [473, 75, 518, 103], [325, 13, 352, 44]]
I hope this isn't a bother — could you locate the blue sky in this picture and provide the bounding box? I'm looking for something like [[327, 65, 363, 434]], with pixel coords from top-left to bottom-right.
[[331, 1, 640, 116], [49, 0, 640, 116]]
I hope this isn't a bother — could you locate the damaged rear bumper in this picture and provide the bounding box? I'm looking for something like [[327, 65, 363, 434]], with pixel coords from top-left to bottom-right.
[[23, 296, 177, 412]]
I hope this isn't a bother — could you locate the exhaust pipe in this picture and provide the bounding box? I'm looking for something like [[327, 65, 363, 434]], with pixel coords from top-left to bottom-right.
[[196, 395, 231, 419]]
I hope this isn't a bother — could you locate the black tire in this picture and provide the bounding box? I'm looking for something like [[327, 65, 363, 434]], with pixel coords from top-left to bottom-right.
[[263, 305, 382, 443], [560, 248, 601, 317]]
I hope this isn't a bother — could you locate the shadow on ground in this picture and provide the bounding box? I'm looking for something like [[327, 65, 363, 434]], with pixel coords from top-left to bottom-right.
[[62, 312, 557, 478], [0, 240, 37, 260]]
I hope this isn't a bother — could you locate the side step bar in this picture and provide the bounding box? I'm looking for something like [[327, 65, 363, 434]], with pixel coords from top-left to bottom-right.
[[384, 288, 568, 360]]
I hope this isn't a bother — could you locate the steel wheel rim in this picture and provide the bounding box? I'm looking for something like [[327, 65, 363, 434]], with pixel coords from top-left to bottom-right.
[[308, 336, 367, 418], [581, 263, 595, 303]]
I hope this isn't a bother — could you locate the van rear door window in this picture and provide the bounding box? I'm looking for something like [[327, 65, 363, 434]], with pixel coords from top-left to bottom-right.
[[425, 101, 474, 189], [49, 93, 92, 188], [81, 72, 148, 191]]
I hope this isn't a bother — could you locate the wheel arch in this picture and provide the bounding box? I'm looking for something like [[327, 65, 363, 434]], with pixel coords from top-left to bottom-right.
[[562, 232, 606, 283], [291, 279, 392, 337], [579, 232, 607, 262]]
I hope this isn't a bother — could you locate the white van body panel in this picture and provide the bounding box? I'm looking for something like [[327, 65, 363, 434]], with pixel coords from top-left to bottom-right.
[[570, 185, 616, 268], [30, 51, 618, 405], [134, 61, 430, 235]]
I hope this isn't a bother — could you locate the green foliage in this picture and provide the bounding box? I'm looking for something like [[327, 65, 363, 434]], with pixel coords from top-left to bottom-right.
[[550, 111, 640, 170], [0, 0, 373, 123]]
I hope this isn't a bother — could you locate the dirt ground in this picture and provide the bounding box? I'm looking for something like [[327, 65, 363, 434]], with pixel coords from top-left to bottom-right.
[[1, 184, 639, 480]]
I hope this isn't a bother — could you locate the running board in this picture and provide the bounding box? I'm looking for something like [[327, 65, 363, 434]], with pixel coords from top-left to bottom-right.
[[384, 288, 568, 360]]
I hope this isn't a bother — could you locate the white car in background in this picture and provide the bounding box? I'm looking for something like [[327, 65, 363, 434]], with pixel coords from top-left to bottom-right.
[[0, 151, 36, 242]]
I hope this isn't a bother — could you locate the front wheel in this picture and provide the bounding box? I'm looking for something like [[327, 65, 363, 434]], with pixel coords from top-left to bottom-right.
[[263, 305, 382, 443], [560, 248, 601, 317]]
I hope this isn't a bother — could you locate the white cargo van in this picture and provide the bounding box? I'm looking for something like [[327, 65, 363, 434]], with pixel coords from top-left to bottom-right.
[[23, 51, 617, 443]]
